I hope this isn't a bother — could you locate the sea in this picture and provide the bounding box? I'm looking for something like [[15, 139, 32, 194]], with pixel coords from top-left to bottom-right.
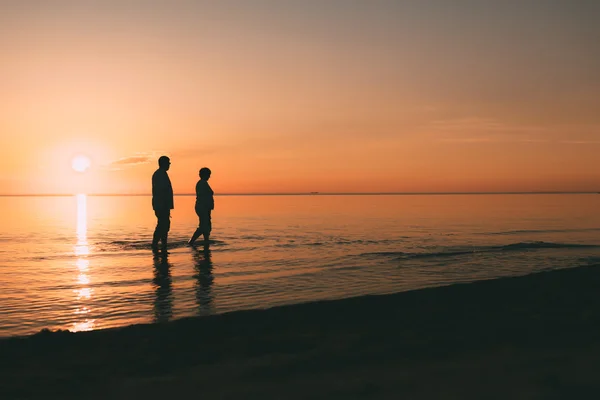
[[1, 194, 599, 337]]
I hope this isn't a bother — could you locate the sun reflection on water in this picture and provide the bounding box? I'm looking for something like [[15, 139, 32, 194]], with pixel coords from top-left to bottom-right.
[[76, 287, 92, 300], [75, 244, 89, 257], [77, 273, 90, 285], [76, 258, 89, 272], [71, 194, 95, 332], [71, 320, 95, 332], [75, 193, 89, 256]]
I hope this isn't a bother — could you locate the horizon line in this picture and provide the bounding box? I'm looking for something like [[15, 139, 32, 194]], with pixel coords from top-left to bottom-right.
[[1, 191, 599, 197]]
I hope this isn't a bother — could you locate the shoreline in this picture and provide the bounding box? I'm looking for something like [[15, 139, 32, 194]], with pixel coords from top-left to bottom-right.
[[3, 264, 600, 398]]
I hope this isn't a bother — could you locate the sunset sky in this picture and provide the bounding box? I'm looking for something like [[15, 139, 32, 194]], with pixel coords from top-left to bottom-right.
[[1, 0, 599, 194]]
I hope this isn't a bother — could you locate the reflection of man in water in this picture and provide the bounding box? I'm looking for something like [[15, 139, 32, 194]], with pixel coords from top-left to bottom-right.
[[188, 167, 214, 246], [193, 247, 214, 315], [152, 255, 173, 323], [152, 156, 174, 252]]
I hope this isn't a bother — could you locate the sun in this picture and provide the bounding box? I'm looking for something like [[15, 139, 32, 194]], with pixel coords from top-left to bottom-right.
[[71, 155, 91, 173]]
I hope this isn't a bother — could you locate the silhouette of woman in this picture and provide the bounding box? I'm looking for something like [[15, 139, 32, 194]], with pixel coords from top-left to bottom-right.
[[188, 167, 214, 246], [193, 247, 214, 315]]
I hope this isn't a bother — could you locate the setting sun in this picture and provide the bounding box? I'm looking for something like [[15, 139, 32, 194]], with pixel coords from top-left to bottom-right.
[[71, 155, 91, 173]]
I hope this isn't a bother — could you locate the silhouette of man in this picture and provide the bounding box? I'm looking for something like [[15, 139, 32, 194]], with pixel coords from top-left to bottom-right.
[[188, 167, 214, 245], [152, 254, 173, 323], [152, 156, 174, 252]]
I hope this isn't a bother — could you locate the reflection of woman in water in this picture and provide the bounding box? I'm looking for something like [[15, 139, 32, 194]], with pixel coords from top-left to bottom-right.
[[152, 255, 173, 323], [188, 167, 214, 246], [193, 247, 214, 315]]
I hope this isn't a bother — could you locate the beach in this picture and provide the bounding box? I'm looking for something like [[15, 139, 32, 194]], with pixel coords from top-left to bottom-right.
[[3, 264, 600, 399]]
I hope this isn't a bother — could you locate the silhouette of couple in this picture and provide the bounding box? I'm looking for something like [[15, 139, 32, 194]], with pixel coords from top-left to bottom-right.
[[151, 155, 214, 252]]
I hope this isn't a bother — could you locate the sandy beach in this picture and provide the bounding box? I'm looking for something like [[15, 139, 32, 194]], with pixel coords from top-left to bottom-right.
[[2, 264, 600, 399]]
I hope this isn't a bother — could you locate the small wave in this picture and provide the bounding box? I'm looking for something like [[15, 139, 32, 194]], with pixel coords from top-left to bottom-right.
[[484, 228, 600, 236], [105, 239, 226, 250], [361, 241, 600, 261], [38, 276, 154, 292], [501, 241, 597, 250], [107, 239, 151, 249], [272, 238, 404, 249], [239, 235, 268, 240], [334, 238, 406, 245], [579, 256, 600, 265]]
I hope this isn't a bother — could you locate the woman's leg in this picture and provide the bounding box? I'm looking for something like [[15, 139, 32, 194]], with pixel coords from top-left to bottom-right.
[[188, 210, 203, 245], [201, 210, 212, 242]]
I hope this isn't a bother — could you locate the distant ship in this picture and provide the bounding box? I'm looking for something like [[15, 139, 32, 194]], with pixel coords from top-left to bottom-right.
[[310, 192, 319, 195]]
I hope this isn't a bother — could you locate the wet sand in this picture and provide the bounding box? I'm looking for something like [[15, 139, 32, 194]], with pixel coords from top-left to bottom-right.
[[2, 264, 600, 399]]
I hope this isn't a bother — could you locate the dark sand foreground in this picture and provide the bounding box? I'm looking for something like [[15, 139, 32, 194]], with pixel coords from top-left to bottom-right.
[[3, 265, 600, 399]]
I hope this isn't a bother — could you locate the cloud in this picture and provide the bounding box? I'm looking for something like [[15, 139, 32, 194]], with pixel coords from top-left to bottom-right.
[[428, 117, 507, 132], [427, 117, 546, 133], [104, 153, 155, 171], [559, 140, 600, 145], [437, 135, 547, 144], [422, 116, 550, 144], [111, 155, 151, 165]]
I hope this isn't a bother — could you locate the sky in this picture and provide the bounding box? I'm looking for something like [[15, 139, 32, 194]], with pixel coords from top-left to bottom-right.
[[1, 0, 599, 194]]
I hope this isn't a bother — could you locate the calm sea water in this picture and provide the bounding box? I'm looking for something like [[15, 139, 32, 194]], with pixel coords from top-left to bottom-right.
[[1, 194, 599, 337]]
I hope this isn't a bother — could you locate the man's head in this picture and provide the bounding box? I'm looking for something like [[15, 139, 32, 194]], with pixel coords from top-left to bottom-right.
[[199, 167, 211, 180], [158, 156, 171, 171]]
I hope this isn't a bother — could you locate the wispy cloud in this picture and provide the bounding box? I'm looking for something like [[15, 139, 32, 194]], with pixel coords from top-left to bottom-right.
[[437, 135, 547, 144], [428, 117, 508, 132], [111, 155, 151, 166], [103, 147, 223, 172], [559, 140, 600, 145], [423, 117, 549, 144], [427, 117, 545, 133], [104, 153, 156, 171]]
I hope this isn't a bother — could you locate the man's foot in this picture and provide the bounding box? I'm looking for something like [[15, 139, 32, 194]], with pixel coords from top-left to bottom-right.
[[151, 243, 159, 253]]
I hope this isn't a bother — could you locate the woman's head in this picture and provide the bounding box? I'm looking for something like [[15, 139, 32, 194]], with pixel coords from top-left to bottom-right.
[[199, 167, 211, 180]]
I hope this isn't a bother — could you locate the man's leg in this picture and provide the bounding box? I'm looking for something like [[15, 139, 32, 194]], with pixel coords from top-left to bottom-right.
[[160, 210, 171, 250], [153, 210, 170, 251], [152, 211, 162, 251]]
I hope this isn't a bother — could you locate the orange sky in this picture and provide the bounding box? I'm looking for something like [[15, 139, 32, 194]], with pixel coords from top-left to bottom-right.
[[1, 1, 599, 194]]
